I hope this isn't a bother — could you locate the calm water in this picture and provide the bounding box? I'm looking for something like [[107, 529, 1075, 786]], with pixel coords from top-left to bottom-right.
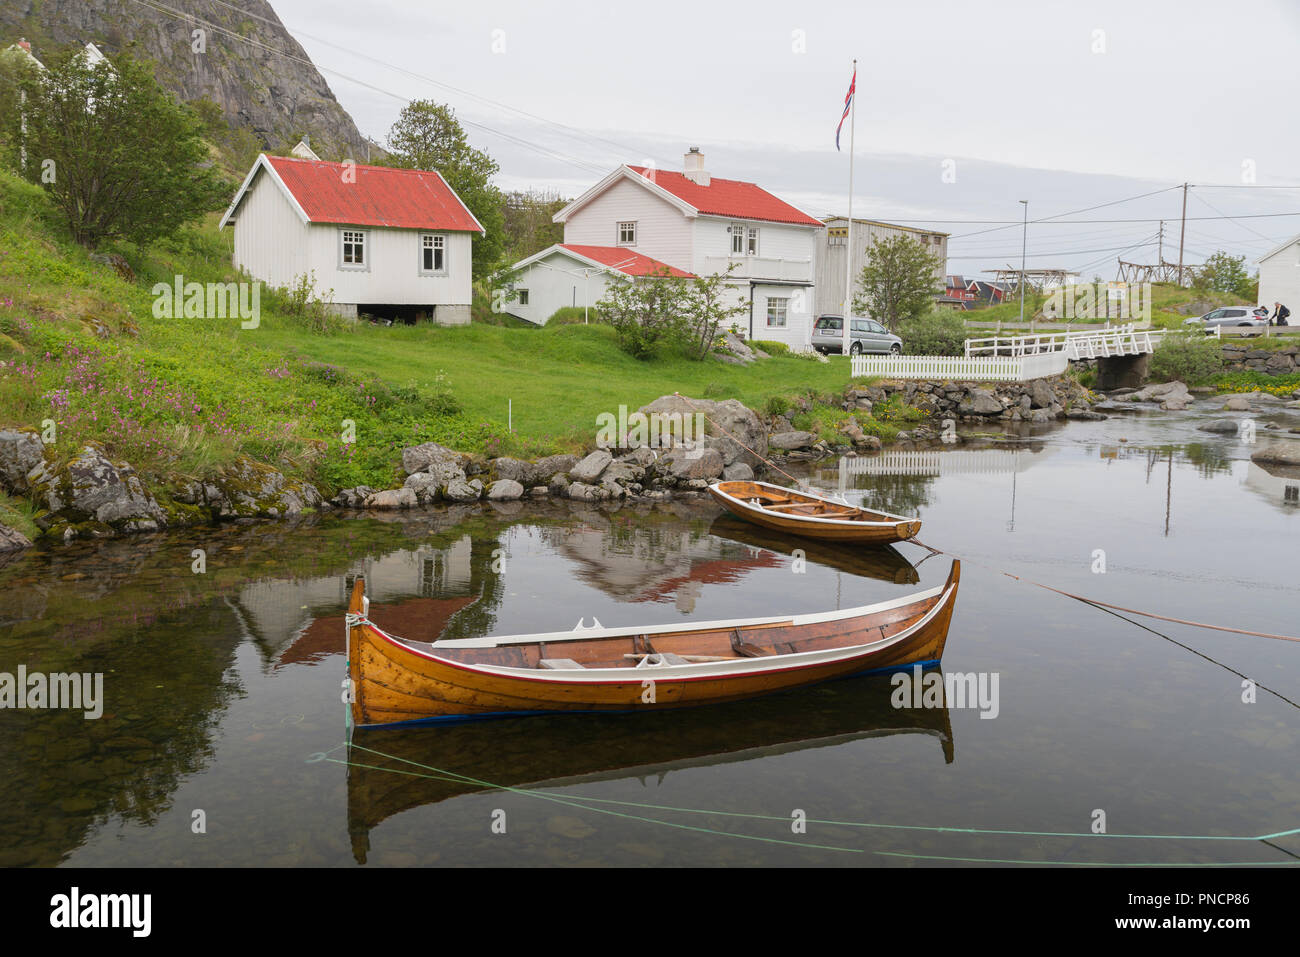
[[2, 403, 1297, 867]]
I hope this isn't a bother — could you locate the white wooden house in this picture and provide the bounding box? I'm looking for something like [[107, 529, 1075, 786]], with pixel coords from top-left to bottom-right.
[[505, 244, 694, 325], [506, 149, 824, 348], [219, 154, 484, 324], [1257, 233, 1300, 317], [815, 217, 949, 318]]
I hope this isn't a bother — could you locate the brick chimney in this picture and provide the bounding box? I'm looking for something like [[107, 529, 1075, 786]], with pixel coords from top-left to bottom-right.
[[683, 147, 710, 187]]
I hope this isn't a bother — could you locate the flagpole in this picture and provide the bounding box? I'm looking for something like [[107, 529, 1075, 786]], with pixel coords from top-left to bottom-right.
[[844, 58, 857, 351]]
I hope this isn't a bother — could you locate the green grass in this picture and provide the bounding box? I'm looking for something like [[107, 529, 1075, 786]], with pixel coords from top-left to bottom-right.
[[0, 168, 857, 494]]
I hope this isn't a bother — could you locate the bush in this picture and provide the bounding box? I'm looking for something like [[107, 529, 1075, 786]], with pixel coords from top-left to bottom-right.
[[1148, 333, 1225, 385], [764, 394, 792, 418], [896, 310, 967, 356], [749, 339, 790, 356]]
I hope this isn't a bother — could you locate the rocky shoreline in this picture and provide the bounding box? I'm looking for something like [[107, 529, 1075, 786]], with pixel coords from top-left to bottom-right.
[[6, 370, 1294, 551]]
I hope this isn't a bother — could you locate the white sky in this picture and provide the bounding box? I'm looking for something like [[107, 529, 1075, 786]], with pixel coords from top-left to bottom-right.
[[269, 0, 1300, 275]]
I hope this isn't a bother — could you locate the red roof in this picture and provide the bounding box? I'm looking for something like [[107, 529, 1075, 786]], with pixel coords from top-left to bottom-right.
[[626, 167, 822, 228], [560, 244, 695, 277], [263, 155, 483, 232]]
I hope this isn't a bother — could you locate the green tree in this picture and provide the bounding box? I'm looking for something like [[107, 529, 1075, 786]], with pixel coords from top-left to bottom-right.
[[1194, 251, 1253, 298], [851, 235, 943, 329], [596, 268, 691, 359], [384, 100, 504, 275], [501, 189, 567, 263], [13, 50, 228, 248]]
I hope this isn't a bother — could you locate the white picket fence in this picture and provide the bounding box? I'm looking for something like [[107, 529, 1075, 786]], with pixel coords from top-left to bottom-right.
[[850, 351, 1068, 381]]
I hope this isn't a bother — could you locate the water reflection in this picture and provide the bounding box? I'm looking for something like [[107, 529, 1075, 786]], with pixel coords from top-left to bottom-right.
[[345, 674, 954, 864]]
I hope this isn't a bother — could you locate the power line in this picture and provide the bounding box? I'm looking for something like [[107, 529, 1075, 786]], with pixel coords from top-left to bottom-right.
[[1190, 190, 1277, 244], [946, 185, 1183, 239]]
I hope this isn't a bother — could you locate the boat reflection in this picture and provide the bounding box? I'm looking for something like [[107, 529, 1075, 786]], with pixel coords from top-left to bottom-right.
[[708, 516, 920, 585], [345, 674, 954, 863]]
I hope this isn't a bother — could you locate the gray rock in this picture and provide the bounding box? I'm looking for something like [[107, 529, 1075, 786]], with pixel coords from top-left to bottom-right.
[[1066, 409, 1108, 421], [489, 457, 530, 484], [566, 481, 607, 501], [28, 445, 167, 532], [486, 479, 524, 501], [638, 395, 767, 468], [528, 454, 579, 485], [1161, 395, 1191, 411], [443, 478, 481, 502], [570, 450, 613, 483], [619, 447, 659, 468], [969, 389, 1004, 415], [1251, 444, 1300, 467], [722, 462, 754, 481], [659, 446, 725, 480], [1223, 396, 1252, 412], [1029, 379, 1055, 410], [0, 429, 45, 492], [332, 486, 374, 508], [0, 522, 31, 552], [602, 460, 642, 485], [365, 487, 417, 509], [1028, 409, 1052, 424], [403, 472, 441, 504], [401, 442, 466, 484], [769, 430, 818, 451]]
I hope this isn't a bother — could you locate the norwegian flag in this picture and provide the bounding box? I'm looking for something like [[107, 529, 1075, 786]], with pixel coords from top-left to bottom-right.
[[836, 67, 856, 151]]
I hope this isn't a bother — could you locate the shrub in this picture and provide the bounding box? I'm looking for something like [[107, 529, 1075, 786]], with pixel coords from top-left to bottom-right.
[[764, 394, 792, 418], [546, 305, 602, 326], [1148, 333, 1225, 385], [750, 339, 790, 355], [896, 310, 967, 356]]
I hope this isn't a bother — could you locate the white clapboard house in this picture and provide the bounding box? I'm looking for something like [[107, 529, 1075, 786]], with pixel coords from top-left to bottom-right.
[[504, 149, 824, 349], [1257, 233, 1300, 317], [220, 154, 484, 324]]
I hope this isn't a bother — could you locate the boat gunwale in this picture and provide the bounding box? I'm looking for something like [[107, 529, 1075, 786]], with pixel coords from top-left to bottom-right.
[[359, 577, 958, 686], [709, 480, 918, 529]]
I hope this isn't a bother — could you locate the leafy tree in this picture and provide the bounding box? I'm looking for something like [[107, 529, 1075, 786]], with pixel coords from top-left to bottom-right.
[[895, 309, 967, 356], [12, 50, 229, 248], [1194, 251, 1253, 298], [383, 100, 504, 274], [1149, 333, 1224, 385], [685, 266, 748, 359], [851, 235, 943, 329], [596, 268, 691, 359], [501, 189, 567, 263]]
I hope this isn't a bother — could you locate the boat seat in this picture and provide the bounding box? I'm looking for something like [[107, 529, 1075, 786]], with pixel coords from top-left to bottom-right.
[[538, 658, 585, 670]]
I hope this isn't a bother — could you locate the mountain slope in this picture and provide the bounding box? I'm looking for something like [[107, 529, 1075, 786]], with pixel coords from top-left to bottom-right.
[[0, 0, 371, 161]]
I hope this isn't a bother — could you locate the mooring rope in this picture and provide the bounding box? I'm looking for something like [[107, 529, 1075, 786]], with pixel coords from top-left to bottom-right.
[[672, 392, 1300, 645]]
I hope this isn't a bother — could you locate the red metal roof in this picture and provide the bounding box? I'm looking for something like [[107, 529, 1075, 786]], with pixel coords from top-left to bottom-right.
[[560, 244, 695, 278], [625, 167, 823, 228], [264, 155, 483, 232]]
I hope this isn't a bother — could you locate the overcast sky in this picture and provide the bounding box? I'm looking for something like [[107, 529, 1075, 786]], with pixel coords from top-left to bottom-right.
[[271, 0, 1300, 276]]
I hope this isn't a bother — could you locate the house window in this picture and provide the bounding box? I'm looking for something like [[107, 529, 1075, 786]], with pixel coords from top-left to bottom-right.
[[766, 297, 789, 327], [420, 234, 447, 275], [731, 222, 745, 255], [341, 229, 367, 269], [746, 226, 759, 256], [827, 227, 847, 246], [617, 222, 636, 245], [518, 289, 530, 305]]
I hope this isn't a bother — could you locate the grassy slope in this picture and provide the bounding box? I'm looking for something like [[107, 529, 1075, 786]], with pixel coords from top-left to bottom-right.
[[0, 170, 853, 495]]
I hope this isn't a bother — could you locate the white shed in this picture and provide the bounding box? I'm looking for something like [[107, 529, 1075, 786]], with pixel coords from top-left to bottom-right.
[[1257, 234, 1300, 317], [503, 244, 694, 325], [219, 154, 485, 324]]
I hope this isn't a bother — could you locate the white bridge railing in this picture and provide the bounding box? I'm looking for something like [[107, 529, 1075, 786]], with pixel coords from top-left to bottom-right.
[[852, 322, 1188, 381], [835, 449, 1039, 481]]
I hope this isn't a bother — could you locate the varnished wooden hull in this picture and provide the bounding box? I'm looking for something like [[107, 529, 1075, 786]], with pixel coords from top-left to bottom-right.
[[346, 561, 959, 727], [707, 480, 922, 543]]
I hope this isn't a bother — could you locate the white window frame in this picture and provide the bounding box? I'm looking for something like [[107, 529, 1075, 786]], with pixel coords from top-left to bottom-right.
[[617, 221, 637, 246], [340, 228, 369, 271], [746, 225, 760, 256], [419, 233, 448, 276], [766, 296, 789, 328], [518, 289, 530, 306]]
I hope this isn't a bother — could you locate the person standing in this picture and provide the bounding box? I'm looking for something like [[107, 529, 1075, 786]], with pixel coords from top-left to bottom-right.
[[1270, 301, 1290, 326]]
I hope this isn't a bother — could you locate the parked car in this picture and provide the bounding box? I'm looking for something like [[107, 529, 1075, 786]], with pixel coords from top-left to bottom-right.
[[811, 314, 903, 355], [1183, 306, 1269, 329]]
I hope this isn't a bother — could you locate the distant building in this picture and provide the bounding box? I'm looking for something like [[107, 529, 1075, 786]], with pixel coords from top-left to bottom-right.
[[1257, 233, 1299, 316], [815, 217, 949, 318], [219, 154, 484, 324]]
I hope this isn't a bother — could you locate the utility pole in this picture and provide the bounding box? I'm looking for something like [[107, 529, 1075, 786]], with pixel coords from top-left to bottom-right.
[[1157, 220, 1164, 263], [1018, 200, 1028, 323], [1177, 183, 1188, 286]]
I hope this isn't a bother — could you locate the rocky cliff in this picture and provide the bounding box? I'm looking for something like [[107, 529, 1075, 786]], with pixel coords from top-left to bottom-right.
[[1, 0, 371, 161]]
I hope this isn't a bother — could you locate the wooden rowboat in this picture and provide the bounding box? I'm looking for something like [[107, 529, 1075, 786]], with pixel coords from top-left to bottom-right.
[[344, 560, 959, 727], [707, 480, 922, 543]]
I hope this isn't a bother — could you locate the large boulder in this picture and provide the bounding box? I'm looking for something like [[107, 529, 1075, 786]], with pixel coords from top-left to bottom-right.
[[722, 462, 754, 481], [364, 487, 417, 509], [1029, 379, 1055, 410], [0, 429, 45, 492], [28, 445, 168, 535], [443, 478, 481, 502], [570, 450, 613, 483], [967, 389, 1004, 415], [1131, 381, 1188, 403], [206, 457, 325, 518], [1197, 419, 1240, 434], [769, 430, 818, 451], [657, 446, 725, 481], [637, 395, 767, 468], [401, 442, 467, 484], [1252, 443, 1300, 467], [489, 457, 530, 484], [1223, 395, 1252, 412], [486, 479, 524, 501], [526, 453, 580, 485]]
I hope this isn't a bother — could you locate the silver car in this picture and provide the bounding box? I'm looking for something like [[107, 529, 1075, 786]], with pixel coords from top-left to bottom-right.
[[1184, 306, 1269, 329], [811, 314, 903, 355]]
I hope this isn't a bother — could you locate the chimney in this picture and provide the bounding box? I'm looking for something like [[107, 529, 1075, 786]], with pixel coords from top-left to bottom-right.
[[18, 38, 31, 52], [683, 147, 710, 187]]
